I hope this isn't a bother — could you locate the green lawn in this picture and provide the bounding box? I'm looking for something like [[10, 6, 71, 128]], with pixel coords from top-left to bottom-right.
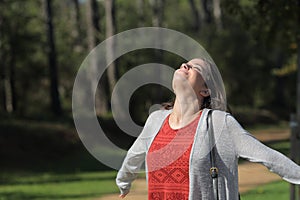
[[0, 119, 122, 200], [0, 172, 292, 200], [0, 171, 119, 200], [0, 118, 295, 200], [241, 181, 290, 200]]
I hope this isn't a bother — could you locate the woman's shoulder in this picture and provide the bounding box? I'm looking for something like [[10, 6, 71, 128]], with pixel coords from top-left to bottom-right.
[[207, 108, 230, 118], [148, 109, 172, 120]]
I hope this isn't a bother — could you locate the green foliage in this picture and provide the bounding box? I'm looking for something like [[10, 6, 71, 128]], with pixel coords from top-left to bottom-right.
[[0, 0, 298, 120], [221, 0, 298, 117]]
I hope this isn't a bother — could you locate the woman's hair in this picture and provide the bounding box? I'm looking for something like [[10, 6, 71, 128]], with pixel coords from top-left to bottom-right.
[[197, 58, 226, 111], [201, 96, 211, 109], [161, 101, 174, 110], [162, 95, 212, 110]]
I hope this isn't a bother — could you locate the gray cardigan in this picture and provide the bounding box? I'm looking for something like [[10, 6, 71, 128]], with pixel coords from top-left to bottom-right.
[[116, 109, 300, 199]]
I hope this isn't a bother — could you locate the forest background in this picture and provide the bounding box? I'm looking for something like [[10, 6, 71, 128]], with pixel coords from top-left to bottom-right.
[[0, 0, 299, 176]]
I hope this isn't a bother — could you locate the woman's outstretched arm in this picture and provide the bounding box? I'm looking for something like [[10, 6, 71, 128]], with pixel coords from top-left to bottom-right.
[[227, 114, 300, 184]]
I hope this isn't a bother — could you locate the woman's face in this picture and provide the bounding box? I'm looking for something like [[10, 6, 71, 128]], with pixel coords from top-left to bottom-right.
[[173, 59, 209, 98]]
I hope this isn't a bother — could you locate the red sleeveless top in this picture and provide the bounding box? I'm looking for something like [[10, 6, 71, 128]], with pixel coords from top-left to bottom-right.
[[147, 112, 201, 200]]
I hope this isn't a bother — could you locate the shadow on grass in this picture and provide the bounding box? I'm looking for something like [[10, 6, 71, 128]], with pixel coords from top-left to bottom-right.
[[0, 191, 102, 200], [0, 170, 117, 186], [0, 116, 136, 174]]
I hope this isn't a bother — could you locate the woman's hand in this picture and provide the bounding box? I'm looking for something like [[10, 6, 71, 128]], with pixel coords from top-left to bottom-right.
[[119, 192, 128, 198]]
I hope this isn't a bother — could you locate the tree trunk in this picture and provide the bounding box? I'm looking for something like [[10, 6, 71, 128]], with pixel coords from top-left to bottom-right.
[[86, 0, 108, 116], [45, 0, 62, 115], [1, 42, 16, 114], [201, 0, 212, 24], [0, 56, 4, 112], [212, 0, 222, 30], [8, 36, 17, 112], [71, 0, 83, 51], [137, 0, 146, 26], [0, 15, 8, 113], [151, 0, 165, 28], [0, 11, 14, 114], [291, 1, 300, 199], [297, 0, 300, 140], [150, 0, 165, 103], [151, 0, 165, 62], [73, 0, 81, 33], [189, 0, 201, 32], [105, 0, 117, 94]]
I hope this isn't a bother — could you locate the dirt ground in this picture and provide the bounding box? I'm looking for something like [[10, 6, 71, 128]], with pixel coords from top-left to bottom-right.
[[96, 129, 290, 200]]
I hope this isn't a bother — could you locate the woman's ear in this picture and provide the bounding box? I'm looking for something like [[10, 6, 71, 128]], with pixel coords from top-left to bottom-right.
[[199, 89, 210, 97]]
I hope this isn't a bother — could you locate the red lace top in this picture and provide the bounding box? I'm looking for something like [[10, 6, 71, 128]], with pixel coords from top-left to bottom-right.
[[147, 112, 201, 200]]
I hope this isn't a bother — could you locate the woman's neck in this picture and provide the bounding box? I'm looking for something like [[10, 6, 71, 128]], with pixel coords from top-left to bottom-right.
[[169, 96, 201, 129]]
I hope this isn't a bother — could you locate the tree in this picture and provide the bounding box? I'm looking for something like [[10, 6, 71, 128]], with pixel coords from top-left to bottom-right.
[[137, 0, 146, 26], [105, 0, 117, 94], [86, 0, 108, 116], [202, 0, 212, 24], [189, 0, 202, 32], [44, 0, 62, 115], [0, 1, 16, 113], [72, 0, 82, 49], [212, 0, 222, 30], [294, 1, 300, 199]]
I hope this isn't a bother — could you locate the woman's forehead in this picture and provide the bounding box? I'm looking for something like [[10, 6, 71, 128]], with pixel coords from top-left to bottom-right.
[[187, 59, 205, 72], [188, 58, 205, 65]]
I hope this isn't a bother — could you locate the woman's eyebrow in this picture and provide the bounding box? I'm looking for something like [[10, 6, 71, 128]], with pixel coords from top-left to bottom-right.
[[190, 64, 202, 72], [192, 63, 202, 68]]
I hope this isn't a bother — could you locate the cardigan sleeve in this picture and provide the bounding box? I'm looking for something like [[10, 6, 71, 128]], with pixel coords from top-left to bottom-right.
[[116, 110, 169, 195], [226, 114, 300, 184], [115, 138, 146, 195], [116, 123, 149, 195]]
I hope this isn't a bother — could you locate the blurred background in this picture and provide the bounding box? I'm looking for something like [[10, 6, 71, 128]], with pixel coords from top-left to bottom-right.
[[0, 0, 299, 199]]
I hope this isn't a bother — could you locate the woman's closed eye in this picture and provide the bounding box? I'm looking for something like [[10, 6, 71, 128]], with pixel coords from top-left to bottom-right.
[[190, 65, 202, 73]]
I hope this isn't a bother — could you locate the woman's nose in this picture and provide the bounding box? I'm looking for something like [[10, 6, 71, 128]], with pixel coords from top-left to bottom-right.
[[180, 63, 189, 70]]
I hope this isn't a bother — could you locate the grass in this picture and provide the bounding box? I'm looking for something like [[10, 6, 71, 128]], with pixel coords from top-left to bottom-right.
[[0, 118, 121, 200], [241, 181, 290, 200], [0, 171, 119, 200], [0, 116, 295, 200]]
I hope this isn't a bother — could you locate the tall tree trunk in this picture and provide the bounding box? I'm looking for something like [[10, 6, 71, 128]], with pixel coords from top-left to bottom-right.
[[73, 0, 81, 33], [86, 0, 108, 116], [150, 0, 165, 103], [0, 15, 7, 112], [0, 11, 14, 113], [291, 2, 300, 199], [201, 0, 212, 24], [71, 0, 83, 51], [137, 0, 146, 26], [151, 0, 164, 28], [1, 42, 16, 114], [45, 0, 62, 115], [8, 36, 17, 112], [297, 0, 300, 139], [105, 0, 117, 94], [0, 69, 4, 112], [3, 67, 13, 113], [151, 0, 165, 62], [189, 0, 201, 32], [212, 0, 222, 30]]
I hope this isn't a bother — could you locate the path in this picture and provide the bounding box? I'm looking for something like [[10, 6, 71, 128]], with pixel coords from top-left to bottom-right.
[[97, 128, 290, 200]]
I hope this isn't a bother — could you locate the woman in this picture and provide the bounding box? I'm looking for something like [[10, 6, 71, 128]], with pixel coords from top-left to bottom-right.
[[116, 58, 300, 199]]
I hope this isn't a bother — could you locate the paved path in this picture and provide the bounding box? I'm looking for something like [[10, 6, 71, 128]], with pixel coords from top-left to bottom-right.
[[97, 129, 290, 200]]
